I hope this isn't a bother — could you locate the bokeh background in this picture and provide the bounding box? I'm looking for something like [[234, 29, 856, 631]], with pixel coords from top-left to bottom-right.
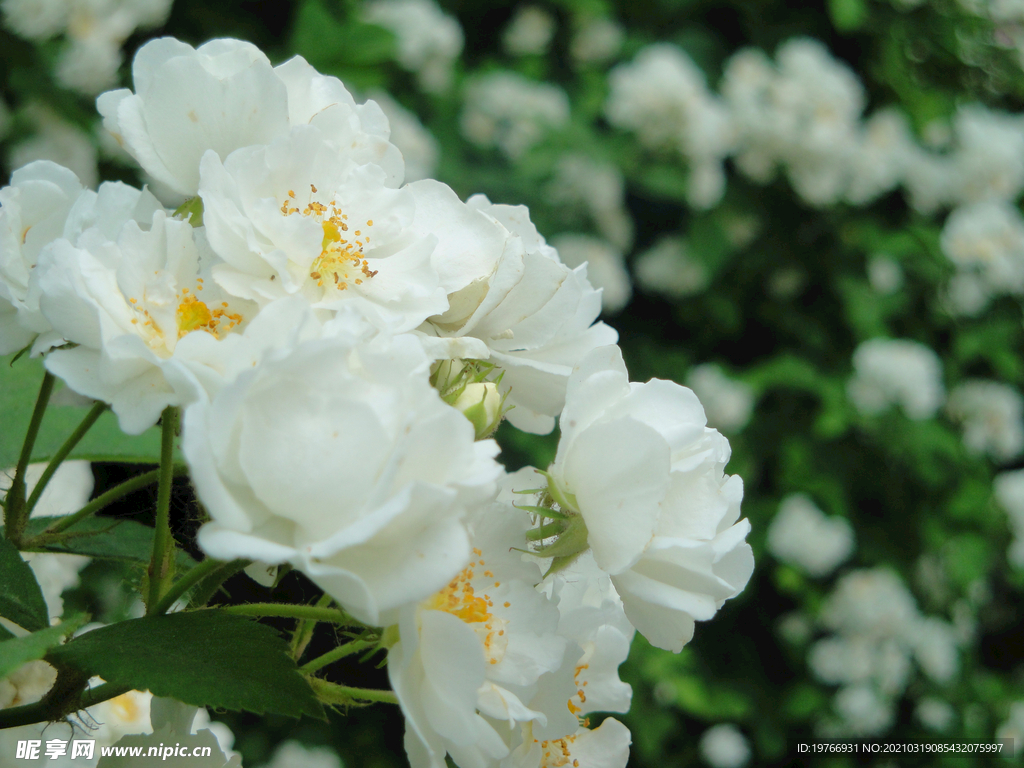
[[3, 0, 1024, 765]]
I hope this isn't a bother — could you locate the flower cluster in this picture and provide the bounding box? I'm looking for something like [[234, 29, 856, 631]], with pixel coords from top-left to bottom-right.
[[0, 36, 753, 768]]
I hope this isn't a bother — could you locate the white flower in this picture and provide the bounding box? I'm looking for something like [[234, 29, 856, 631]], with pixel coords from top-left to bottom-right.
[[571, 18, 624, 64], [186, 330, 501, 626], [722, 39, 866, 206], [461, 72, 570, 159], [97, 38, 402, 197], [947, 380, 1024, 462], [698, 724, 750, 768], [389, 496, 567, 768], [503, 6, 556, 56], [819, 685, 894, 738], [364, 0, 463, 93], [996, 701, 1024, 748], [546, 155, 633, 251], [845, 109, 916, 205], [369, 91, 440, 183], [8, 104, 99, 189], [940, 201, 1024, 309], [1, 161, 84, 354], [263, 741, 342, 768], [503, 718, 631, 768], [198, 124, 447, 332], [916, 697, 955, 732], [766, 494, 854, 577], [847, 338, 945, 420], [867, 255, 904, 295], [606, 44, 732, 208], [36, 208, 256, 434], [545, 346, 753, 652], [420, 195, 617, 434], [96, 698, 241, 767], [994, 469, 1024, 567], [1, 0, 67, 39], [685, 364, 754, 434], [633, 236, 708, 300], [550, 235, 631, 315]]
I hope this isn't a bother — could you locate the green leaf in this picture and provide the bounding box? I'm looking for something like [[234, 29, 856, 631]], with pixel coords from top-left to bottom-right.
[[0, 615, 86, 678], [48, 611, 324, 720], [0, 535, 49, 631], [14, 516, 196, 570], [290, 0, 394, 67], [0, 355, 164, 468]]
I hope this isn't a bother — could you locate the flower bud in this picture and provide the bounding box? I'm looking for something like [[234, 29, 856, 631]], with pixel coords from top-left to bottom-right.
[[452, 381, 503, 439]]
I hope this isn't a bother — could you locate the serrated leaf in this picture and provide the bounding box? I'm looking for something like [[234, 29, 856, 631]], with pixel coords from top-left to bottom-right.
[[13, 516, 196, 570], [0, 355, 164, 468], [48, 611, 324, 720], [0, 535, 49, 631], [0, 615, 86, 678]]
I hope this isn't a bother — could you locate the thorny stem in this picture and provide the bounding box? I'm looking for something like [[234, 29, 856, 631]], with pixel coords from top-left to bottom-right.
[[146, 407, 178, 613], [4, 372, 55, 544]]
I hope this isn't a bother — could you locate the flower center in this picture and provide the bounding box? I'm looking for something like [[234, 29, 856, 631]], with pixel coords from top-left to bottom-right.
[[425, 547, 509, 665], [534, 733, 586, 768], [280, 187, 378, 291]]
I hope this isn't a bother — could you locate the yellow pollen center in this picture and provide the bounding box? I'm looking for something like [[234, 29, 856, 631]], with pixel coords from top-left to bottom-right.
[[426, 561, 509, 665], [280, 185, 378, 291], [174, 294, 242, 339]]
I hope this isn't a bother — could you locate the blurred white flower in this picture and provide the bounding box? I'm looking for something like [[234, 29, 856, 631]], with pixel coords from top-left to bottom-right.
[[686, 364, 754, 434], [699, 724, 750, 768], [551, 234, 631, 314], [606, 44, 732, 208], [369, 91, 439, 183], [940, 201, 1024, 313], [364, 0, 463, 93], [766, 494, 854, 577], [571, 17, 624, 64], [262, 741, 342, 768], [461, 72, 570, 159], [947, 380, 1024, 462], [634, 236, 708, 299], [8, 105, 98, 189], [503, 6, 555, 56], [867, 255, 904, 295], [546, 154, 634, 250], [915, 697, 956, 732], [847, 338, 945, 420], [995, 469, 1024, 567]]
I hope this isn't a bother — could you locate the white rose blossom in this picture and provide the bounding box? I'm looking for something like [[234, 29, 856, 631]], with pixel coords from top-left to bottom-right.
[[542, 345, 753, 652], [35, 208, 256, 434], [97, 38, 403, 197], [418, 195, 618, 435], [389, 494, 569, 768], [846, 338, 945, 420], [185, 329, 501, 626], [766, 493, 854, 578], [198, 124, 447, 332]]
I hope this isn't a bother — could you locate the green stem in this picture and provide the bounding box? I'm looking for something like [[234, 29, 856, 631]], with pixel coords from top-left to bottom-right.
[[187, 559, 251, 609], [4, 372, 55, 544], [307, 677, 398, 706], [146, 407, 178, 613], [0, 680, 130, 731], [299, 640, 375, 675], [23, 401, 106, 518], [38, 466, 188, 539], [150, 557, 225, 616], [220, 603, 357, 625], [291, 593, 333, 660]]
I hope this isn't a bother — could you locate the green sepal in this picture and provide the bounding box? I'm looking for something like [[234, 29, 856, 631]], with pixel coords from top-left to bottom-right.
[[174, 196, 204, 227], [514, 504, 569, 520]]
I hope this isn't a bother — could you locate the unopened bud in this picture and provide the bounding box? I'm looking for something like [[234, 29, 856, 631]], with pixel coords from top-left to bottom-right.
[[453, 382, 503, 439]]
